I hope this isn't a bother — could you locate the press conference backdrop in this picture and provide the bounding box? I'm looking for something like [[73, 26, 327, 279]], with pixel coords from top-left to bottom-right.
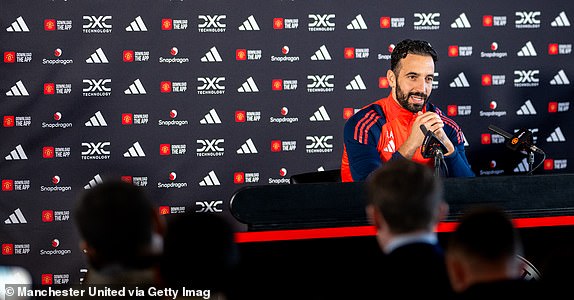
[[0, 0, 572, 285]]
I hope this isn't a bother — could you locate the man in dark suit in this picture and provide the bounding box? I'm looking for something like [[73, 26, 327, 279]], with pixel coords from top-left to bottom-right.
[[366, 159, 453, 298]]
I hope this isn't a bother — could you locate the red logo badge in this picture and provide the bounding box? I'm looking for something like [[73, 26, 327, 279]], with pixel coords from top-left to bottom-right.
[[380, 17, 391, 28], [236, 49, 247, 61], [160, 144, 171, 155], [481, 134, 492, 144], [447, 105, 458, 116], [235, 111, 246, 123], [44, 19, 56, 31], [123, 50, 134, 62], [160, 81, 172, 93], [1, 244, 14, 255], [481, 74, 492, 86], [42, 274, 53, 285], [2, 180, 14, 191], [3, 116, 15, 127], [162, 19, 173, 30], [482, 15, 493, 27], [272, 79, 283, 91], [42, 210, 54, 222], [122, 113, 133, 125], [273, 18, 284, 30], [234, 172, 245, 184], [44, 83, 55, 95], [43, 147, 55, 159], [159, 206, 170, 215], [271, 140, 282, 152], [4, 52, 16, 63], [344, 48, 355, 59]]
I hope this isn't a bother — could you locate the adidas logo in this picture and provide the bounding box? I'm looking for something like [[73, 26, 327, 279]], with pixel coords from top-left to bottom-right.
[[84, 174, 103, 189], [346, 75, 367, 90], [550, 70, 570, 85], [124, 142, 146, 157], [449, 72, 470, 87], [5, 80, 29, 96], [4, 208, 27, 224], [463, 135, 469, 147], [237, 138, 258, 154], [201, 46, 222, 62], [86, 48, 109, 64], [516, 100, 537, 115], [239, 15, 260, 31], [5, 144, 27, 160], [200, 109, 222, 124], [451, 13, 471, 28], [126, 16, 148, 31], [85, 111, 108, 126], [546, 127, 566, 142], [310, 106, 331, 121], [383, 140, 396, 152], [551, 11, 570, 27], [311, 45, 332, 61], [124, 79, 147, 94], [238, 77, 259, 92], [517, 41, 537, 56], [317, 166, 325, 171], [347, 14, 367, 30], [6, 16, 29, 32], [199, 170, 220, 186], [513, 158, 529, 173]]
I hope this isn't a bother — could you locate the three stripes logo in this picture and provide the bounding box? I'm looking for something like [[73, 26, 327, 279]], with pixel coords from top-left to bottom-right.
[[347, 14, 367, 30], [237, 138, 258, 154], [86, 48, 109, 63], [311, 45, 332, 61], [125, 16, 147, 31], [517, 41, 537, 56], [6, 17, 30, 32], [200, 109, 222, 124], [123, 142, 146, 157], [449, 72, 470, 87], [346, 75, 367, 90], [124, 79, 147, 94], [5, 145, 27, 160], [551, 11, 570, 27], [238, 15, 260, 31], [546, 127, 566, 142], [550, 70, 570, 85], [383, 140, 396, 152], [451, 13, 471, 28], [4, 208, 27, 224], [514, 158, 530, 173], [238, 77, 259, 92], [84, 174, 103, 189], [5, 80, 29, 96], [199, 171, 220, 186], [310, 106, 331, 121], [201, 47, 222, 62], [516, 100, 537, 115], [85, 111, 107, 126]]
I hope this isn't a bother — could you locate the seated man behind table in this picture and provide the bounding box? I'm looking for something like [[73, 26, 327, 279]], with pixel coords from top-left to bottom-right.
[[341, 39, 475, 181]]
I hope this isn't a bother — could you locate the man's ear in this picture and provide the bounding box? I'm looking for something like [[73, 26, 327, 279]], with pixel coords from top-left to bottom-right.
[[387, 69, 396, 89], [366, 204, 383, 229]]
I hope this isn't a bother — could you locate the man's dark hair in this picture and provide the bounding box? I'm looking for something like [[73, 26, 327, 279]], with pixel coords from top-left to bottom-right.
[[390, 39, 438, 73], [448, 206, 521, 263], [367, 160, 443, 233], [75, 180, 155, 269]]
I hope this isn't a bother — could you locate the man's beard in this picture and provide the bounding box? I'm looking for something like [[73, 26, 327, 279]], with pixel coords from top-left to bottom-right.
[[395, 77, 429, 113]]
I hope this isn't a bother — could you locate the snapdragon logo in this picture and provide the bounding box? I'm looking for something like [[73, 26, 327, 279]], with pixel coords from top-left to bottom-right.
[[40, 176, 72, 193], [158, 172, 188, 189], [40, 239, 71, 256]]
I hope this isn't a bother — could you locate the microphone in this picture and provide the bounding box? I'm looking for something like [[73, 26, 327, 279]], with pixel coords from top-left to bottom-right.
[[420, 125, 448, 159], [487, 125, 545, 155]]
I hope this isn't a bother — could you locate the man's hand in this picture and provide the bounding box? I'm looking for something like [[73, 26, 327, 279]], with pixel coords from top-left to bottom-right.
[[398, 112, 455, 158]]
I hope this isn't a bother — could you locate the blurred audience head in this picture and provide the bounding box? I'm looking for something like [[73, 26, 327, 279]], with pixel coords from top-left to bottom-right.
[[446, 206, 523, 292], [74, 180, 161, 271], [367, 159, 447, 237]]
